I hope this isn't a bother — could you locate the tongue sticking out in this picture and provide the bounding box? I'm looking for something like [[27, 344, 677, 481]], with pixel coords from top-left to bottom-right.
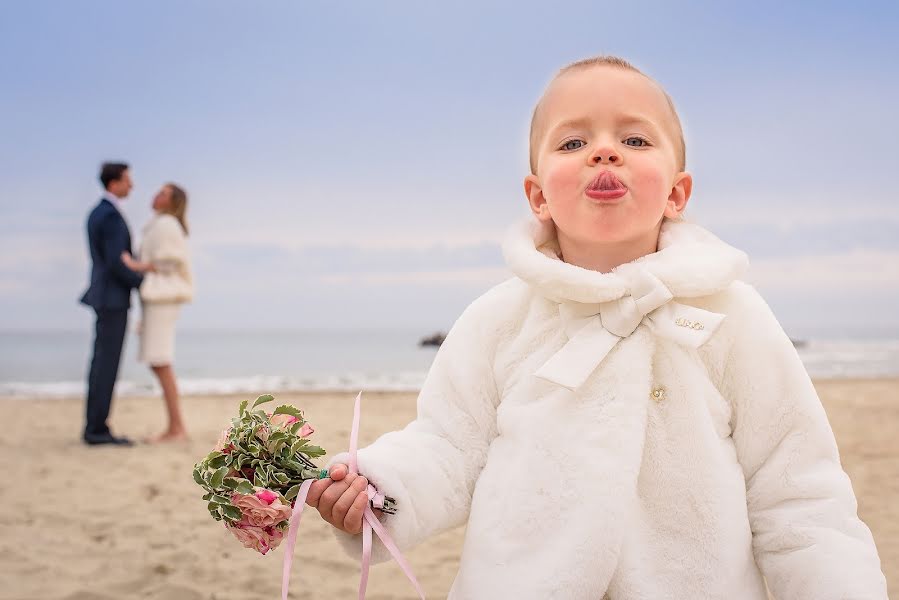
[[592, 171, 625, 191]]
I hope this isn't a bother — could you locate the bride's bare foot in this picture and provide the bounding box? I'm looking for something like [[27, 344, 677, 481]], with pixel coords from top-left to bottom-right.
[[145, 430, 190, 444]]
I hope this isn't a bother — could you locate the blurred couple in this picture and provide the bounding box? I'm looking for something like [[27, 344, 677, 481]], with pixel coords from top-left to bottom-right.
[[79, 162, 194, 446]]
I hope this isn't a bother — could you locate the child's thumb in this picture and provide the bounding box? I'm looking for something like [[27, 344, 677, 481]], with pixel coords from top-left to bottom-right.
[[329, 463, 348, 480]]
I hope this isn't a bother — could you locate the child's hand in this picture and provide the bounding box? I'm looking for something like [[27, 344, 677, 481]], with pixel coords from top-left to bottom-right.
[[305, 463, 375, 535]]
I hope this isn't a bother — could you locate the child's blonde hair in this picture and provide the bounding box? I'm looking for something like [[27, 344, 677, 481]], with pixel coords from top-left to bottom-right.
[[528, 55, 686, 174]]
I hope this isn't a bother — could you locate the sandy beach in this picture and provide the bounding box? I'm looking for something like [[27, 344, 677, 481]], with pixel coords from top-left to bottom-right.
[[3, 379, 896, 599]]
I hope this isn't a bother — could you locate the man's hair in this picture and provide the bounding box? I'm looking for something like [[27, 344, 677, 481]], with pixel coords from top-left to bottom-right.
[[528, 56, 686, 174], [99, 162, 130, 189]]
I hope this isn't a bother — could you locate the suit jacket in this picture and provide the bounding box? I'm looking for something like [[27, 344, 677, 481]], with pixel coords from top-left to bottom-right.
[[80, 198, 144, 310]]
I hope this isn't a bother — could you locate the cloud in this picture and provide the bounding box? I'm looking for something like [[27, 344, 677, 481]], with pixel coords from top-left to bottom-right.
[[747, 250, 899, 290], [318, 267, 510, 286]]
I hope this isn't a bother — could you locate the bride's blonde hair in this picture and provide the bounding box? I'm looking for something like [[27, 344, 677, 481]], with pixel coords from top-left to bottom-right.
[[163, 183, 189, 235]]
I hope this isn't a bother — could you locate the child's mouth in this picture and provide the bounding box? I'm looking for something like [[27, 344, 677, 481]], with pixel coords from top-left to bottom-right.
[[585, 171, 628, 201]]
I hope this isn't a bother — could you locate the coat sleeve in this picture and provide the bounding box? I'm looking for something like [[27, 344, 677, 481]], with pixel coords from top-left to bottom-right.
[[721, 284, 887, 599], [150, 217, 189, 266], [329, 295, 502, 563], [100, 213, 143, 289]]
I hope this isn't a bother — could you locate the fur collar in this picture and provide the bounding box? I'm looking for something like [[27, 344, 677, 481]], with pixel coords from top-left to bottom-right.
[[502, 218, 748, 304]]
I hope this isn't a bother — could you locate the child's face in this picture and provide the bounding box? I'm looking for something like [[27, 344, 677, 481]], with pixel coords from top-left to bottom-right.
[[525, 67, 691, 253]]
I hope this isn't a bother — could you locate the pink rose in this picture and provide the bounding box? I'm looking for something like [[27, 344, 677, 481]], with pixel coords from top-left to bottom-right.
[[231, 487, 293, 528], [225, 519, 284, 555], [255, 488, 278, 505], [215, 427, 234, 453], [270, 414, 314, 438]]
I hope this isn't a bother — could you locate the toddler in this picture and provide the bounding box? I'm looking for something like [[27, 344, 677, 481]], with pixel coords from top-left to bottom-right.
[[307, 56, 887, 599]]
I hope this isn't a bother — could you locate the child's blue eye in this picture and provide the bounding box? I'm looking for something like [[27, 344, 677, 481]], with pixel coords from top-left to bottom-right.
[[560, 140, 585, 151], [624, 137, 649, 147]]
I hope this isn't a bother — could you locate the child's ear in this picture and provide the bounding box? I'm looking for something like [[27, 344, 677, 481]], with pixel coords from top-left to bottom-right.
[[664, 172, 693, 219], [524, 174, 552, 222]]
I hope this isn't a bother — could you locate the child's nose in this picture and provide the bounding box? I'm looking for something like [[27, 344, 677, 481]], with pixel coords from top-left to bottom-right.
[[591, 148, 620, 164], [590, 144, 620, 165]]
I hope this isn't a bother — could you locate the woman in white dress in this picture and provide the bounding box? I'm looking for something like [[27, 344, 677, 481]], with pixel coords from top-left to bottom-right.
[[122, 183, 193, 443]]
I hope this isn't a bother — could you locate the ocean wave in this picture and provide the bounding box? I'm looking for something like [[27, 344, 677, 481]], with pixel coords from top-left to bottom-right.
[[2, 339, 898, 399], [0, 372, 429, 399]]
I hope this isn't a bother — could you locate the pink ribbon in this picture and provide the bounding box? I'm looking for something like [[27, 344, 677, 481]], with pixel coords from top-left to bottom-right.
[[281, 392, 425, 600], [281, 478, 314, 600]]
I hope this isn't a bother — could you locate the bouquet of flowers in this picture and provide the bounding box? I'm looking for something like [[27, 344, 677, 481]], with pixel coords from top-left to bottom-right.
[[192, 394, 332, 554], [194, 393, 417, 600]]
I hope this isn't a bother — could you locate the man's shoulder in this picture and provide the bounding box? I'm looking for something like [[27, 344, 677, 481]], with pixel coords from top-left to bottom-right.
[[88, 198, 114, 218], [90, 200, 126, 227]]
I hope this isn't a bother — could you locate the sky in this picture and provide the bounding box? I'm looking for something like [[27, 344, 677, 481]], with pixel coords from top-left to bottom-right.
[[1, 1, 897, 337]]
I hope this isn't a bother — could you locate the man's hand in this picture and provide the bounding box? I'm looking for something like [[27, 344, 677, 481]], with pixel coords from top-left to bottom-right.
[[121, 251, 155, 273]]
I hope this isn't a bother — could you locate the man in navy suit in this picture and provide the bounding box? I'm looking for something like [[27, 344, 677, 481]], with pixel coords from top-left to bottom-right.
[[80, 162, 145, 446]]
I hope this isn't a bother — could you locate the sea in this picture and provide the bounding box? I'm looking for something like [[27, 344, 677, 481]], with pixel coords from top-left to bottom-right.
[[1, 329, 898, 399]]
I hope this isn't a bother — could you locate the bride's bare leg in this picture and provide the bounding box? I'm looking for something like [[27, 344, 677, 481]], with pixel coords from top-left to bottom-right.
[[148, 364, 188, 442]]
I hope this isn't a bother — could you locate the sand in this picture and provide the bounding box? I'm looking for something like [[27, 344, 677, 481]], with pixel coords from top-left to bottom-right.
[[2, 379, 896, 599]]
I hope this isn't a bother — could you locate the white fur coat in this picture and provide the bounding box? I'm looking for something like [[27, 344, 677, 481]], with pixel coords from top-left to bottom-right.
[[333, 219, 887, 599], [138, 213, 193, 303]]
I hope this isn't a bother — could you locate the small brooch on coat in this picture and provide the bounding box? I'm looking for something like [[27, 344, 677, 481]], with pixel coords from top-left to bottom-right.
[[650, 386, 666, 402]]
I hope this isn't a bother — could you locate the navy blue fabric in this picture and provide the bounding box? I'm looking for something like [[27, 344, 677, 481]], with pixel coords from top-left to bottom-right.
[[84, 308, 128, 437], [80, 198, 143, 438], [80, 199, 143, 309]]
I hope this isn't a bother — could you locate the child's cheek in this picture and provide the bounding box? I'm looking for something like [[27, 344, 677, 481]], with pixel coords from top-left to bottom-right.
[[629, 165, 668, 198], [543, 160, 582, 197]]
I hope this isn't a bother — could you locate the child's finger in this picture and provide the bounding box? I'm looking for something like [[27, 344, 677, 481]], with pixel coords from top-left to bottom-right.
[[329, 463, 348, 481], [331, 476, 368, 528], [305, 478, 332, 508], [344, 490, 370, 534], [319, 473, 357, 522]]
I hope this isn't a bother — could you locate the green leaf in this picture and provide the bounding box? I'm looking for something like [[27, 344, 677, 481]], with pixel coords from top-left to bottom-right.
[[192, 468, 205, 486], [267, 432, 287, 444], [284, 484, 301, 502], [252, 394, 275, 408], [238, 399, 248, 416], [209, 453, 230, 469], [272, 404, 303, 419], [210, 466, 229, 489], [210, 494, 231, 505], [202, 492, 213, 501], [253, 469, 267, 487], [222, 477, 241, 490], [221, 504, 243, 522], [273, 471, 290, 485], [204, 450, 224, 464], [300, 445, 326, 458], [234, 480, 254, 494]]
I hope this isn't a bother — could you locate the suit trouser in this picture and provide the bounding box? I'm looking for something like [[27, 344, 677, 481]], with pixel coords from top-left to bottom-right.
[[85, 308, 128, 437]]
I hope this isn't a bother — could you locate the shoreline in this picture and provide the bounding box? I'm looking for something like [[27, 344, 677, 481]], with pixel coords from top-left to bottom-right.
[[2, 375, 898, 402]]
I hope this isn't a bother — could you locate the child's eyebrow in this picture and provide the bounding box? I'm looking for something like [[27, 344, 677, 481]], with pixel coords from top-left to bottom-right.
[[546, 117, 593, 136], [617, 114, 663, 133], [545, 114, 663, 138]]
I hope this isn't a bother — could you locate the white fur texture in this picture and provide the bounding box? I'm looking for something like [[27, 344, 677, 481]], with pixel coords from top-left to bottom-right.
[[332, 219, 887, 599]]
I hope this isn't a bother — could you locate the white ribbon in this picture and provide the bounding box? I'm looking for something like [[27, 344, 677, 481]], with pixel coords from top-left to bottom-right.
[[535, 271, 725, 390]]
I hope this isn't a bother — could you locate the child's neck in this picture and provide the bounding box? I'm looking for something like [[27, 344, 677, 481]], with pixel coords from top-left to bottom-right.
[[557, 228, 661, 274]]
